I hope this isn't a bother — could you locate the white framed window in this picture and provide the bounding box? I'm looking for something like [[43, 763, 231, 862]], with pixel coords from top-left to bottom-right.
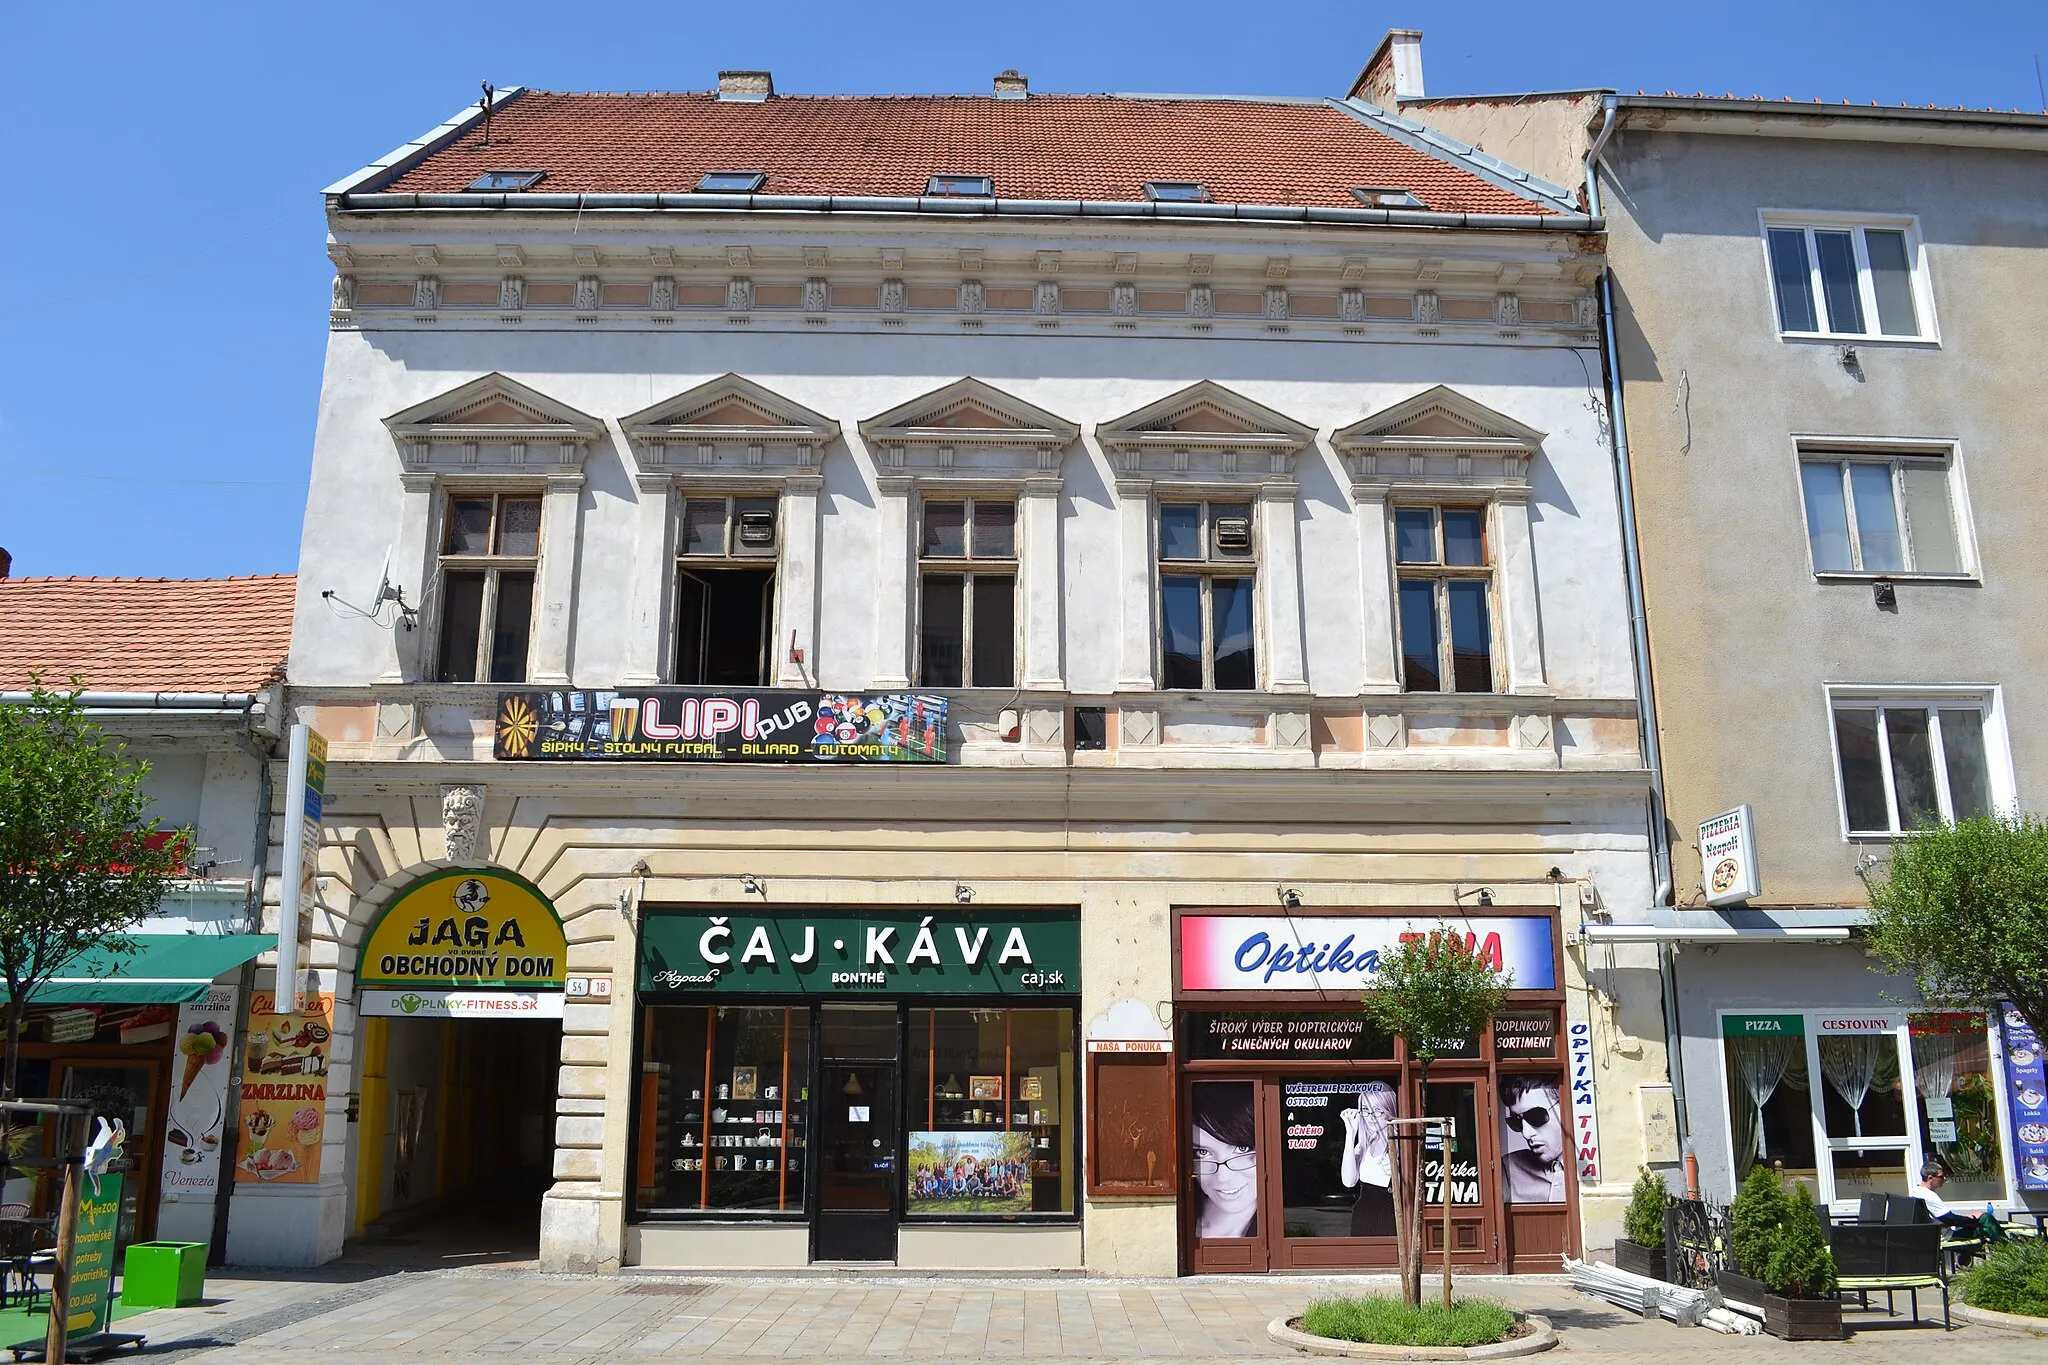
[[1797, 449, 1969, 578], [1826, 687, 2012, 837], [675, 494, 779, 686], [1157, 500, 1256, 691], [1392, 504, 1496, 694], [1716, 1009, 2017, 1211], [435, 491, 541, 682], [1761, 212, 1935, 342], [916, 497, 1016, 688]]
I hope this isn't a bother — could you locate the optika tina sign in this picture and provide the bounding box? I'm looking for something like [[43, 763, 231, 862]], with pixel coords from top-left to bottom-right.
[[357, 869, 569, 990]]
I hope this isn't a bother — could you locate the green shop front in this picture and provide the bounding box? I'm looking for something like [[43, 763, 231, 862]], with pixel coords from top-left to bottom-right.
[[631, 909, 1082, 1269]]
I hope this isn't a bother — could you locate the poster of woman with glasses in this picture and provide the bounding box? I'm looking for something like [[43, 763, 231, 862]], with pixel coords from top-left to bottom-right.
[[1190, 1083, 1258, 1237], [1499, 1075, 1566, 1203]]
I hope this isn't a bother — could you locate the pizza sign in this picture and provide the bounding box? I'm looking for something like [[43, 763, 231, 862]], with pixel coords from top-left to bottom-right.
[[1698, 805, 1762, 907]]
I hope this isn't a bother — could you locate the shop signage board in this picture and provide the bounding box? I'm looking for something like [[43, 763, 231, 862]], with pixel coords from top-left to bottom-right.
[[357, 869, 569, 990], [235, 991, 333, 1185], [274, 724, 326, 1011], [1999, 1003, 2048, 1191], [1492, 1010, 1559, 1058], [1179, 915, 1557, 993], [640, 910, 1081, 997], [1721, 1013, 1805, 1037], [1566, 1015, 1601, 1183], [1698, 804, 1761, 907], [494, 688, 949, 763], [158, 985, 237, 1205], [1181, 1010, 1394, 1062], [360, 989, 568, 1019], [63, 1172, 122, 1339]]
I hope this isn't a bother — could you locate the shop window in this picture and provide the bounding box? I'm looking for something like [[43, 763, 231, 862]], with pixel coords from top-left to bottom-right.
[[1498, 1073, 1567, 1204], [675, 496, 778, 686], [1723, 1024, 1818, 1190], [1279, 1078, 1400, 1238], [1394, 505, 1495, 693], [1190, 1080, 1260, 1239], [436, 492, 541, 682], [1909, 1013, 2007, 1203], [906, 1007, 1074, 1215], [916, 499, 1016, 688], [637, 1005, 809, 1214], [1422, 1081, 1482, 1207], [1158, 501, 1256, 691]]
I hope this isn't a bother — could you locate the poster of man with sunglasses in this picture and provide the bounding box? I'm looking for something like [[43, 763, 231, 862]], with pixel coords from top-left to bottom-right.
[[1498, 1075, 1565, 1203]]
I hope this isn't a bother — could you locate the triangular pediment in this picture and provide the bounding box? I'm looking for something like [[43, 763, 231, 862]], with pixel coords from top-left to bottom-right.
[[622, 374, 840, 445], [1096, 381, 1314, 451], [384, 373, 604, 439], [1334, 385, 1546, 453], [858, 378, 1079, 448]]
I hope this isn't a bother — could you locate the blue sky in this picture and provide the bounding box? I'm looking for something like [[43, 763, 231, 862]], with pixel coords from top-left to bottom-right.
[[4, 1, 2044, 579]]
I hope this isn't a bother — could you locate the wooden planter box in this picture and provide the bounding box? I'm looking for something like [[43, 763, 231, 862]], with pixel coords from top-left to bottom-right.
[[1613, 1239, 1667, 1282], [1762, 1293, 1842, 1341], [1715, 1269, 1769, 1308]]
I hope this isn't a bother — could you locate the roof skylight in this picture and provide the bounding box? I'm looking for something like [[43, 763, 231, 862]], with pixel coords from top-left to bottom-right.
[[696, 171, 767, 193], [1352, 186, 1424, 209], [927, 174, 994, 197], [1143, 181, 1211, 202], [467, 170, 546, 191]]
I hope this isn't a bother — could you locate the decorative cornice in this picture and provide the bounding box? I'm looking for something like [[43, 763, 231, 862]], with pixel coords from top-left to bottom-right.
[[1095, 380, 1315, 486], [621, 373, 842, 484], [1335, 384, 1546, 491], [382, 372, 604, 478]]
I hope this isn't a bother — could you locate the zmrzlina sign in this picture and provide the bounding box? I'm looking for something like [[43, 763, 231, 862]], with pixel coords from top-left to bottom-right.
[[358, 869, 569, 990]]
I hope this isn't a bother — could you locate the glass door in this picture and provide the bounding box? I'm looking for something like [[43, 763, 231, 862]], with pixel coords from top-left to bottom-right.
[[813, 1005, 898, 1263], [1421, 1078, 1495, 1268], [1186, 1079, 1266, 1271], [55, 1061, 161, 1248]]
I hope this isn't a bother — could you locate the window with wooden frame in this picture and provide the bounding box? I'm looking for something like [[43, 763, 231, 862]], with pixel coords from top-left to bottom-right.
[[917, 498, 1016, 688], [1158, 501, 1255, 691], [1393, 505, 1495, 693], [1798, 453, 1967, 577], [435, 492, 541, 682], [676, 495, 778, 686]]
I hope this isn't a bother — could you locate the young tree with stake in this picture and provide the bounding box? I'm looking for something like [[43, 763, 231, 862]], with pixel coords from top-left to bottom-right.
[[1361, 927, 1512, 1310]]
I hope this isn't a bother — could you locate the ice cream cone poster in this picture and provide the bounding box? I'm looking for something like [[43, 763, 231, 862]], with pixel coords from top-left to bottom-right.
[[158, 986, 238, 1203], [234, 991, 333, 1185]]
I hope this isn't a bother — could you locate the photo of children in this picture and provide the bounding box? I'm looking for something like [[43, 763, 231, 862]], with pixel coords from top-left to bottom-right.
[[907, 1130, 1034, 1213]]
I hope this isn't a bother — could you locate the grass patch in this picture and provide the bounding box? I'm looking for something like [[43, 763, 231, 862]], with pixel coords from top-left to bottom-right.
[[1299, 1296, 1517, 1347], [1956, 1240, 2048, 1318]]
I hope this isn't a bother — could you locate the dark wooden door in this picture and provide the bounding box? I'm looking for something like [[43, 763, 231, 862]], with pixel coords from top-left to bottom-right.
[[812, 1006, 898, 1263]]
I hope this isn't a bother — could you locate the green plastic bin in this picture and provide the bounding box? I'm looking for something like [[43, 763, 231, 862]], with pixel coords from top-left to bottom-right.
[[120, 1240, 208, 1308]]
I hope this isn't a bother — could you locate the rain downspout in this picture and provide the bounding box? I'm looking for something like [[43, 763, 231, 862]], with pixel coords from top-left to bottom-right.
[[1586, 93, 1689, 1156]]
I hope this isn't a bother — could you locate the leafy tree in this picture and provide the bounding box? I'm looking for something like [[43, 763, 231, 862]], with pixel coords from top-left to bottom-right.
[[1763, 1183, 1837, 1298], [0, 681, 187, 1097], [1861, 813, 2048, 1043], [1361, 927, 1512, 1309], [1623, 1165, 1668, 1250]]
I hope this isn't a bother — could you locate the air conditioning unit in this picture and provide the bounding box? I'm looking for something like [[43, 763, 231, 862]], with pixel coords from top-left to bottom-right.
[[736, 509, 777, 549], [1213, 516, 1252, 555]]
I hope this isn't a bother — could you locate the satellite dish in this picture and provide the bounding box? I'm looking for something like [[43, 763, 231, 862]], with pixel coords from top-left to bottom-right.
[[372, 545, 397, 607]]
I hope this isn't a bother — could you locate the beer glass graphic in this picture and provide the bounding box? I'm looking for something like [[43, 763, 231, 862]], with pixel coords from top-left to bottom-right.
[[609, 696, 640, 742]]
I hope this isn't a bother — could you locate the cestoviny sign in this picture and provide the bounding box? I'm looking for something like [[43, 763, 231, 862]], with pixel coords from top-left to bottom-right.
[[1179, 914, 1557, 992], [640, 910, 1081, 996]]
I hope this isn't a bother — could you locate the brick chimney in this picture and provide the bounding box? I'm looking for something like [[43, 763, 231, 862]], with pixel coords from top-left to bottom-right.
[[1347, 29, 1424, 107], [717, 70, 774, 102], [0, 547, 11, 578], [993, 69, 1028, 100]]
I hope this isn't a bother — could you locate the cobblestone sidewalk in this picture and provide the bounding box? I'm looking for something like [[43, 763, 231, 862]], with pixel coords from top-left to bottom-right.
[[112, 1269, 2045, 1363]]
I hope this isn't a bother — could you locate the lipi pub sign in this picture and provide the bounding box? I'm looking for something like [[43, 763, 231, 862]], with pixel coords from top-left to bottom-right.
[[641, 910, 1081, 997], [495, 688, 948, 763]]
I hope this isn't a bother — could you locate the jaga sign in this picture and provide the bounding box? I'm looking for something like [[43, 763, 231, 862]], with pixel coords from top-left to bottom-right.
[[640, 910, 1081, 997], [1699, 805, 1762, 907], [357, 869, 569, 991], [1179, 915, 1557, 993], [494, 688, 948, 763]]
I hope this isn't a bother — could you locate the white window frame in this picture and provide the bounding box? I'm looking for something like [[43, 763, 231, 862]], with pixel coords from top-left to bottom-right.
[[1823, 685, 2015, 839], [1154, 497, 1261, 692], [1793, 438, 1977, 580], [1714, 1008, 2020, 1213], [1758, 210, 1938, 345], [433, 488, 543, 684], [913, 493, 1020, 689]]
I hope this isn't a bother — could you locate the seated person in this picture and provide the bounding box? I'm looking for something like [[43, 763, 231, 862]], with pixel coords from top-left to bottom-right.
[[1910, 1162, 1981, 1234]]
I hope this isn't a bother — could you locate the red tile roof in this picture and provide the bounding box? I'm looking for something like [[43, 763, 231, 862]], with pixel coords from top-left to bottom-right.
[[376, 91, 1553, 215], [0, 576, 295, 693]]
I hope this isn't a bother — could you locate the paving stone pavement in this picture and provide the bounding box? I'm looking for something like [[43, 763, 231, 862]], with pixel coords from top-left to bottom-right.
[[110, 1269, 2046, 1364]]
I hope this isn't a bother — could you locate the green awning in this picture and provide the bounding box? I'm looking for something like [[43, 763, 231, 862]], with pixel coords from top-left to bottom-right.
[[2, 934, 273, 1005]]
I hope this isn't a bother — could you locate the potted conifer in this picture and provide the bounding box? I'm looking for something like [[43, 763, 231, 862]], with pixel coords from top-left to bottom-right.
[[1613, 1165, 1668, 1281], [1716, 1164, 1783, 1309], [1759, 1184, 1841, 1340]]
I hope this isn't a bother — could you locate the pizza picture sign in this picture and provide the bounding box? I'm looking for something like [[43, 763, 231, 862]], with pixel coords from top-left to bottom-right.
[[1698, 805, 1762, 907]]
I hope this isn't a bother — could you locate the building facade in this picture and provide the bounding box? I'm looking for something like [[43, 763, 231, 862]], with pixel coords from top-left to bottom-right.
[[1410, 50, 2048, 1215], [264, 62, 1670, 1273], [0, 573, 293, 1258]]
